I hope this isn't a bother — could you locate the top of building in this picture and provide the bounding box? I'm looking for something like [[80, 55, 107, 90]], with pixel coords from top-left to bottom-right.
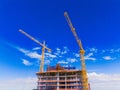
[[36, 64, 84, 75]]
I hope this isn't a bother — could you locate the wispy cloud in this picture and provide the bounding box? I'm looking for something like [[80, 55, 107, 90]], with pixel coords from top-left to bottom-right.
[[85, 53, 96, 60], [103, 56, 113, 60], [102, 50, 106, 53], [58, 60, 68, 64], [74, 53, 80, 58], [67, 58, 78, 63], [22, 59, 33, 66], [44, 60, 50, 65], [17, 47, 57, 65], [55, 48, 61, 55], [88, 72, 120, 90], [17, 47, 41, 59], [101, 48, 120, 53], [0, 77, 37, 90], [45, 52, 57, 58], [109, 48, 120, 53], [61, 46, 69, 54], [86, 47, 120, 61], [54, 46, 70, 56], [27, 52, 41, 59], [1, 72, 120, 90], [18, 48, 29, 53], [32, 47, 41, 50], [89, 48, 98, 53], [116, 48, 120, 52], [13, 44, 120, 66]]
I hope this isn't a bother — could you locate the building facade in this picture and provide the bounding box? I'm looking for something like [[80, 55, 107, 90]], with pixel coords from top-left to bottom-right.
[[36, 70, 90, 90]]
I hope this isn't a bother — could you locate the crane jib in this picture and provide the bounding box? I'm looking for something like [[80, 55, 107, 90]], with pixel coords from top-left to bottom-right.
[[19, 29, 51, 52]]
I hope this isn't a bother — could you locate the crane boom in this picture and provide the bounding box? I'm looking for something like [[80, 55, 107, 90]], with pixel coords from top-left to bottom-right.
[[64, 12, 86, 70], [19, 29, 51, 72], [19, 29, 51, 52], [64, 12, 83, 50]]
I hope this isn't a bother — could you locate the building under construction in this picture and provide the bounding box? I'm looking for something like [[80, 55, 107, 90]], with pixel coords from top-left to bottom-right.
[[34, 12, 91, 90], [35, 64, 90, 90], [19, 12, 91, 90]]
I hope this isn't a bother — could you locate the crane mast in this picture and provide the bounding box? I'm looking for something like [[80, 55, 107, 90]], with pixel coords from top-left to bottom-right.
[[64, 12, 89, 90], [19, 29, 51, 72]]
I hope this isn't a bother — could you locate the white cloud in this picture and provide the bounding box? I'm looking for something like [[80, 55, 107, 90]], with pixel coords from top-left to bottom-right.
[[109, 48, 120, 53], [88, 72, 120, 90], [85, 53, 96, 60], [45, 52, 57, 58], [103, 56, 113, 60], [22, 59, 33, 66], [73, 48, 96, 60], [44, 60, 50, 65], [54, 48, 61, 55], [17, 47, 41, 59], [102, 50, 106, 53], [85, 57, 96, 61], [1, 73, 120, 90], [61, 50, 67, 54], [1, 72, 120, 90], [89, 48, 98, 53], [18, 48, 29, 53], [86, 53, 93, 57], [32, 47, 41, 50], [56, 47, 60, 51], [17, 47, 58, 66], [58, 60, 68, 64], [110, 49, 114, 53], [0, 77, 37, 90], [56, 47, 61, 52], [54, 46, 69, 56], [61, 46, 69, 54], [102, 48, 120, 54], [116, 48, 120, 52], [67, 58, 78, 63], [74, 53, 80, 58], [27, 52, 41, 59]]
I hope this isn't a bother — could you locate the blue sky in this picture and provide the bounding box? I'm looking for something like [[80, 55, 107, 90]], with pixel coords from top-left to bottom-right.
[[0, 0, 120, 90]]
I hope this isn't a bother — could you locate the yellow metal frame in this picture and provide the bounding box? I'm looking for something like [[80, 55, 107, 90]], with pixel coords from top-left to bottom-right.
[[64, 12, 89, 90]]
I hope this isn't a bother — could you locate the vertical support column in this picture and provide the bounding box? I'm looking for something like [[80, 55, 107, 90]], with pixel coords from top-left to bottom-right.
[[37, 75, 41, 90], [65, 72, 67, 90], [57, 72, 59, 90], [40, 41, 45, 72], [76, 73, 77, 89], [81, 70, 88, 90]]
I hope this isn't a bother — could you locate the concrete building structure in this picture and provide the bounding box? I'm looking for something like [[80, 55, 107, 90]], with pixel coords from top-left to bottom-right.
[[34, 64, 90, 90]]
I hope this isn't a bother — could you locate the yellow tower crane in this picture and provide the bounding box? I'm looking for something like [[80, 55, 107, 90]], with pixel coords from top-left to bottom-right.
[[19, 29, 51, 73], [64, 12, 89, 90]]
